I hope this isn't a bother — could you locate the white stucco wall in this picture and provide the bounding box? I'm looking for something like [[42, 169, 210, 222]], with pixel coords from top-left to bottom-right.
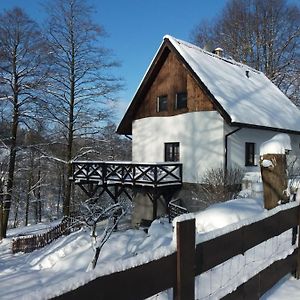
[[132, 111, 225, 183], [226, 125, 300, 173]]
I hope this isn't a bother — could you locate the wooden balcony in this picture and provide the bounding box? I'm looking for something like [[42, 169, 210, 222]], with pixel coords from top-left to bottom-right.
[[71, 161, 183, 188]]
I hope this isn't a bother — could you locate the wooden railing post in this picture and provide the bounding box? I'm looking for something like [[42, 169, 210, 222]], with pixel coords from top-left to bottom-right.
[[102, 162, 107, 185], [179, 164, 183, 183], [154, 165, 158, 185], [174, 218, 195, 300]]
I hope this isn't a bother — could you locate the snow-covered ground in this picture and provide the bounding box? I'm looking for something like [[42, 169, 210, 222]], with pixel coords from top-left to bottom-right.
[[261, 275, 300, 299], [0, 196, 299, 299]]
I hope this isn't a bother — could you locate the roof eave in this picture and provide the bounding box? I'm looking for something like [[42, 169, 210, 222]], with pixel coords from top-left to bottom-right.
[[231, 121, 300, 135]]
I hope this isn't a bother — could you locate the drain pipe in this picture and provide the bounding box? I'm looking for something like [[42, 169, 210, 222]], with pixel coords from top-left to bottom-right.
[[224, 127, 242, 172]]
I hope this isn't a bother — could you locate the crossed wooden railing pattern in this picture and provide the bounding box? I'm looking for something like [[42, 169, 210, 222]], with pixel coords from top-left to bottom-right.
[[71, 161, 183, 187]]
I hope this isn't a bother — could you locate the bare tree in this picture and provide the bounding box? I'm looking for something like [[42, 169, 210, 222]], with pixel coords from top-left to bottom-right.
[[0, 8, 49, 238], [73, 123, 132, 162], [43, 0, 122, 216], [192, 0, 300, 105], [81, 199, 126, 270]]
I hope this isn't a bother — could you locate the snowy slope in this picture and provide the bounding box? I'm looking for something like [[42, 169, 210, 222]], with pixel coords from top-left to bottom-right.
[[0, 197, 299, 299]]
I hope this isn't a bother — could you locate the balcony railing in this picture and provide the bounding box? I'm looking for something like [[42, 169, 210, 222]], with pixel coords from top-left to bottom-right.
[[71, 161, 183, 187]]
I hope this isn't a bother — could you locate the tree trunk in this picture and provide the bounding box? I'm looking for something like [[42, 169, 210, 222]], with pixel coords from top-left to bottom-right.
[[63, 32, 75, 216], [1, 46, 20, 239], [1, 103, 19, 238], [37, 168, 42, 223], [25, 152, 34, 226], [63, 162, 72, 216], [13, 195, 19, 228], [57, 167, 63, 217], [25, 180, 31, 226]]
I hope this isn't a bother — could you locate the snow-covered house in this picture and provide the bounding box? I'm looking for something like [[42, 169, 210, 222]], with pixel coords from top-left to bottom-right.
[[117, 35, 300, 183]]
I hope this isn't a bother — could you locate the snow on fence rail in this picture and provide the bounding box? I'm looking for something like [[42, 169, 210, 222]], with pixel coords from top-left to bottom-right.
[[12, 217, 82, 253], [71, 161, 183, 187], [54, 202, 300, 300]]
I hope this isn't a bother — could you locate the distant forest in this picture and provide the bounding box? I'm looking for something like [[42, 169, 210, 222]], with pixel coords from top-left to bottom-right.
[[0, 0, 130, 238]]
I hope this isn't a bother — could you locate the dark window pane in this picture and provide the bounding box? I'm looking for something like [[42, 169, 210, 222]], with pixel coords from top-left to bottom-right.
[[245, 142, 255, 166], [165, 142, 180, 162], [176, 92, 187, 109], [157, 95, 168, 112]]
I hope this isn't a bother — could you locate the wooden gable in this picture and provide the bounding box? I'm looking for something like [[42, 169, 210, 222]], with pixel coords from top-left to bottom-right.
[[135, 51, 215, 120], [117, 41, 217, 135]]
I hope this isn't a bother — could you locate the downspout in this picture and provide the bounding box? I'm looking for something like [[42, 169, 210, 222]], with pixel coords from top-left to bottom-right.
[[224, 127, 242, 172]]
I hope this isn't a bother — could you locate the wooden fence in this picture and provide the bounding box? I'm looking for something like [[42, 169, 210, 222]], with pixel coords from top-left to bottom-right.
[[54, 202, 300, 300], [168, 198, 188, 222], [12, 217, 82, 253]]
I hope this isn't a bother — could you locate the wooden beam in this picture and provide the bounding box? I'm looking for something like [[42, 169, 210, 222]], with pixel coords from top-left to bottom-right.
[[174, 218, 195, 300]]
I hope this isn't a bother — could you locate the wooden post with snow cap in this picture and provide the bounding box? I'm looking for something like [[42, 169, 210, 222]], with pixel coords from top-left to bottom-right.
[[174, 218, 195, 300], [260, 134, 290, 210]]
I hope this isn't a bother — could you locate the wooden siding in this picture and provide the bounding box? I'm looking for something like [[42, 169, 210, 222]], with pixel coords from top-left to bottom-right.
[[134, 52, 215, 120]]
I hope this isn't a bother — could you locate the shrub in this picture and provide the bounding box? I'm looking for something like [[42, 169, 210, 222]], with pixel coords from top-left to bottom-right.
[[196, 167, 244, 204]]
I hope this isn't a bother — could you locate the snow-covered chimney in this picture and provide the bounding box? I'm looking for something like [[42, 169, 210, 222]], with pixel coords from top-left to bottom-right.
[[213, 47, 224, 57]]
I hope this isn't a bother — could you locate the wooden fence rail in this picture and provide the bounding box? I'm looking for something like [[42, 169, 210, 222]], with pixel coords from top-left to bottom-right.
[[12, 217, 82, 254], [54, 202, 300, 300]]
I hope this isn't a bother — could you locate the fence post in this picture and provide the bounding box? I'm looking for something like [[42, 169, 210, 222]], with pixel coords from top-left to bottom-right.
[[295, 204, 300, 279], [174, 218, 195, 300], [260, 153, 288, 209]]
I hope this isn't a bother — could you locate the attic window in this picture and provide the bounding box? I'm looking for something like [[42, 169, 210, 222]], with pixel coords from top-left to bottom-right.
[[157, 95, 168, 112], [175, 92, 187, 110]]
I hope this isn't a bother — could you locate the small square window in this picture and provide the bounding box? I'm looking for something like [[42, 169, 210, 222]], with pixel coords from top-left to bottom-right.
[[157, 95, 168, 112], [165, 142, 180, 162], [175, 92, 187, 110], [245, 142, 255, 166]]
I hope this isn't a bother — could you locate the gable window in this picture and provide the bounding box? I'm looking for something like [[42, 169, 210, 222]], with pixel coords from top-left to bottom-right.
[[157, 95, 168, 112], [175, 92, 187, 109], [245, 142, 255, 166], [165, 142, 180, 162]]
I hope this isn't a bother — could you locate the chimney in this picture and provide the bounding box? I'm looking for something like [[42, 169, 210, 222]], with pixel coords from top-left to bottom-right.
[[213, 47, 224, 57]]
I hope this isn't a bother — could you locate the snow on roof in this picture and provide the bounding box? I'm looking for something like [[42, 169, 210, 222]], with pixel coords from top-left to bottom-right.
[[165, 35, 300, 133]]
